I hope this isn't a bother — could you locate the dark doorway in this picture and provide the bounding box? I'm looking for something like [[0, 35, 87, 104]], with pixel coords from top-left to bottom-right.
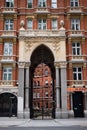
[[30, 45, 55, 119], [0, 93, 17, 117], [73, 91, 84, 117]]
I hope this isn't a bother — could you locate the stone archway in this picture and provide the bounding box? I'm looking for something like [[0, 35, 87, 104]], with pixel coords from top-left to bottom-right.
[[0, 93, 17, 117], [29, 44, 55, 119]]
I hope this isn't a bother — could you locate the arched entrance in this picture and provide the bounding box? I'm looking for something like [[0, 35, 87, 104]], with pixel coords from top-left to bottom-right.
[[30, 45, 55, 119], [0, 93, 17, 117]]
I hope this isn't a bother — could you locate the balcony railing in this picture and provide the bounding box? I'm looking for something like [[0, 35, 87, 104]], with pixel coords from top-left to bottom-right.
[[0, 30, 17, 37], [0, 80, 18, 86], [67, 80, 87, 86], [72, 55, 85, 60], [66, 6, 84, 13], [1, 7, 17, 13], [0, 55, 18, 62], [35, 7, 49, 13], [67, 30, 84, 37]]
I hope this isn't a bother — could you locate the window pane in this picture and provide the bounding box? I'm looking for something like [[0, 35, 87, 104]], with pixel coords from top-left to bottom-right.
[[27, 0, 32, 8], [78, 74, 81, 80], [38, 0, 46, 7], [4, 74, 7, 80], [52, 0, 57, 8], [77, 48, 80, 55], [27, 19, 33, 29], [4, 43, 12, 56], [73, 68, 76, 72], [52, 19, 57, 29], [6, 0, 14, 7], [78, 68, 81, 72], [8, 74, 12, 80], [73, 73, 77, 80]]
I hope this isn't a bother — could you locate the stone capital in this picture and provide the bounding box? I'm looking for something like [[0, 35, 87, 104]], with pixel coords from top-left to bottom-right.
[[25, 62, 31, 68], [60, 62, 67, 68], [18, 62, 25, 68], [54, 62, 60, 68]]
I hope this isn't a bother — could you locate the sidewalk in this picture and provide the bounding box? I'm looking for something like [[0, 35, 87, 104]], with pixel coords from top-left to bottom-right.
[[0, 117, 87, 127]]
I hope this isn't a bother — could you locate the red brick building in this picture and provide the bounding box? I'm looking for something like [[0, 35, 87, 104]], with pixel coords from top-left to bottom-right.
[[0, 0, 87, 119], [33, 63, 53, 118]]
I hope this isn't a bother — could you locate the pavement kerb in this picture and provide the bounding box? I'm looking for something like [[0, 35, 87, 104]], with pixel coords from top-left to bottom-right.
[[0, 118, 87, 127]]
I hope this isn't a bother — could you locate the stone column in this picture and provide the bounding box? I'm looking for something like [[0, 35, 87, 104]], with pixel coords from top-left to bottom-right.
[[60, 63, 68, 118], [18, 62, 25, 118], [24, 63, 30, 118], [55, 63, 61, 118]]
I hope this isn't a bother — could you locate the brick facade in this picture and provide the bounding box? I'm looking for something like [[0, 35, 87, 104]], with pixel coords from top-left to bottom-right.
[[0, 0, 87, 118]]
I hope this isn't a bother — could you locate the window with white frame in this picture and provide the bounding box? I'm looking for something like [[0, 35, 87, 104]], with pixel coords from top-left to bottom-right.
[[27, 19, 33, 29], [6, 0, 14, 7], [71, 19, 80, 30], [38, 19, 46, 30], [45, 92, 48, 98], [37, 93, 40, 98], [45, 80, 48, 86], [70, 0, 79, 7], [72, 42, 81, 55], [5, 19, 14, 30], [73, 67, 82, 80], [51, 0, 57, 8], [4, 42, 13, 56], [27, 0, 33, 8], [52, 19, 57, 30], [3, 67, 12, 80], [38, 0, 46, 7]]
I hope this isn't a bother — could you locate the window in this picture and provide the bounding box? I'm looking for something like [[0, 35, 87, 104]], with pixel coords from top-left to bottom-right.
[[45, 69, 48, 76], [45, 92, 48, 98], [5, 19, 14, 30], [27, 0, 33, 8], [71, 19, 80, 30], [52, 19, 57, 30], [51, 0, 57, 8], [73, 67, 82, 80], [38, 0, 46, 7], [38, 19, 46, 30], [4, 43, 13, 56], [27, 19, 33, 29], [70, 0, 79, 7], [37, 81, 40, 86], [3, 67, 12, 80], [6, 0, 14, 7], [45, 80, 48, 86], [72, 42, 81, 55], [37, 93, 40, 98]]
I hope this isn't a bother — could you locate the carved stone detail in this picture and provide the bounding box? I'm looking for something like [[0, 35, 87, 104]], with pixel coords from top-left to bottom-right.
[[60, 62, 67, 68], [18, 62, 25, 68], [25, 62, 31, 68], [54, 62, 60, 68], [25, 40, 33, 51], [53, 42, 60, 51]]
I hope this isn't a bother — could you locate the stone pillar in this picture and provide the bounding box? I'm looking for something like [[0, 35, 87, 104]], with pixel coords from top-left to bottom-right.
[[60, 64, 68, 118], [18, 62, 25, 118], [55, 63, 61, 118], [24, 63, 30, 118]]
